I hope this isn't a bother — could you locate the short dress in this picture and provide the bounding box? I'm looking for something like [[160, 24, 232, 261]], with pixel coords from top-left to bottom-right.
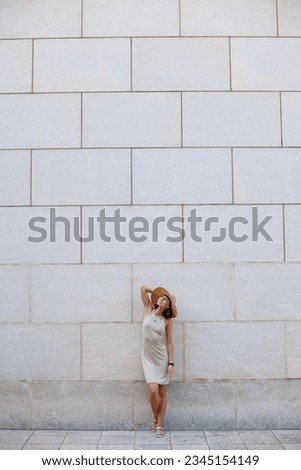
[[141, 309, 169, 385]]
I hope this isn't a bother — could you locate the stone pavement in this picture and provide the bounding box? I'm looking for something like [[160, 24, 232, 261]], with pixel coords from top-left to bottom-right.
[[1, 430, 301, 450]]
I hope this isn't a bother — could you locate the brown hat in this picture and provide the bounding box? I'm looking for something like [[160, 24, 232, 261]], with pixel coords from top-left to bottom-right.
[[151, 286, 177, 318]]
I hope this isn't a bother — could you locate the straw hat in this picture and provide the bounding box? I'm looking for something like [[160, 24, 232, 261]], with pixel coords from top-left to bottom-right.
[[151, 286, 177, 318]]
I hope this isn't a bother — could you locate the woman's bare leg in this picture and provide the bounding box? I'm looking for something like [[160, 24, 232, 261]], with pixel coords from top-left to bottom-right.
[[156, 385, 167, 428], [147, 383, 160, 424]]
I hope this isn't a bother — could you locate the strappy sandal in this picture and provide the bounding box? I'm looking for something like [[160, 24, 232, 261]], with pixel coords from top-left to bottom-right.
[[155, 427, 164, 438], [152, 416, 157, 432]]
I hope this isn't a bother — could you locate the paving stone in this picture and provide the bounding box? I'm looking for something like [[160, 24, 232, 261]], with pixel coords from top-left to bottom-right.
[[0, 430, 32, 440], [60, 445, 98, 450], [205, 431, 245, 448], [282, 444, 301, 450], [134, 444, 171, 450], [0, 444, 24, 450], [135, 430, 170, 445], [99, 432, 135, 445], [26, 434, 66, 445], [238, 430, 280, 445], [0, 430, 32, 447], [172, 445, 209, 450], [272, 430, 301, 444], [0, 429, 299, 450], [209, 445, 247, 450], [63, 431, 101, 445], [246, 444, 284, 450], [98, 445, 134, 450], [170, 432, 207, 445], [31, 430, 67, 437], [24, 444, 61, 450]]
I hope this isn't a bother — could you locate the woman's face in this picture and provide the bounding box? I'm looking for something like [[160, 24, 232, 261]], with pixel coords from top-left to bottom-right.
[[157, 295, 170, 309]]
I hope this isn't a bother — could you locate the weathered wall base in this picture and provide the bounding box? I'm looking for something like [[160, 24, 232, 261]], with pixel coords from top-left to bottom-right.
[[1, 380, 301, 430]]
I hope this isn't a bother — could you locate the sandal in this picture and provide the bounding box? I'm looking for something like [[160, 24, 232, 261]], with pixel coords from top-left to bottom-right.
[[155, 427, 164, 438], [152, 416, 157, 432]]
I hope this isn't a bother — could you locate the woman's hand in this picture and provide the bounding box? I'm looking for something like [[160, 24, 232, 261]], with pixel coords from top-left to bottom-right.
[[167, 364, 174, 377], [141, 284, 154, 294]]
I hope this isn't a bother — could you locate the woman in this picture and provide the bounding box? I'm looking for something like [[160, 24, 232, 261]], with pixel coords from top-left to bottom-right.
[[140, 284, 177, 437]]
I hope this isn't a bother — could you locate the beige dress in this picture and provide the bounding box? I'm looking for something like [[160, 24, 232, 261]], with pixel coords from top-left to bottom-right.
[[141, 309, 169, 385]]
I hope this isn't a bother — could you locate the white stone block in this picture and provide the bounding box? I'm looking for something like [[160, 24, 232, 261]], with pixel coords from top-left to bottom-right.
[[132, 38, 229, 91], [183, 205, 283, 262], [34, 39, 130, 92], [82, 323, 143, 380], [132, 263, 234, 322], [278, 0, 301, 36], [0, 0, 81, 38], [82, 206, 182, 263], [0, 325, 80, 380], [31, 264, 131, 322], [232, 39, 301, 91], [183, 92, 280, 147], [83, 0, 179, 37], [180, 0, 277, 36], [0, 266, 29, 322], [233, 148, 301, 203], [285, 206, 301, 261], [0, 94, 81, 149], [0, 151, 30, 205], [282, 93, 301, 146], [287, 322, 301, 377], [185, 322, 285, 380], [32, 149, 131, 205], [133, 148, 231, 204], [0, 40, 32, 92], [235, 263, 301, 321], [0, 207, 80, 263], [83, 93, 181, 148]]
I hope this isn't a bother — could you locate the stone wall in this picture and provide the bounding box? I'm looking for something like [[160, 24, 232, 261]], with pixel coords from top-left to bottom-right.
[[0, 0, 301, 430]]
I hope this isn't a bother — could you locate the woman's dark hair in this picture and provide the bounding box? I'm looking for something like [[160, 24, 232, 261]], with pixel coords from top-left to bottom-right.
[[162, 308, 172, 319]]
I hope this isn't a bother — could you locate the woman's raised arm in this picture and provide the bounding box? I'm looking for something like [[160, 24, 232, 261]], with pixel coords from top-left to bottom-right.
[[140, 284, 154, 310]]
